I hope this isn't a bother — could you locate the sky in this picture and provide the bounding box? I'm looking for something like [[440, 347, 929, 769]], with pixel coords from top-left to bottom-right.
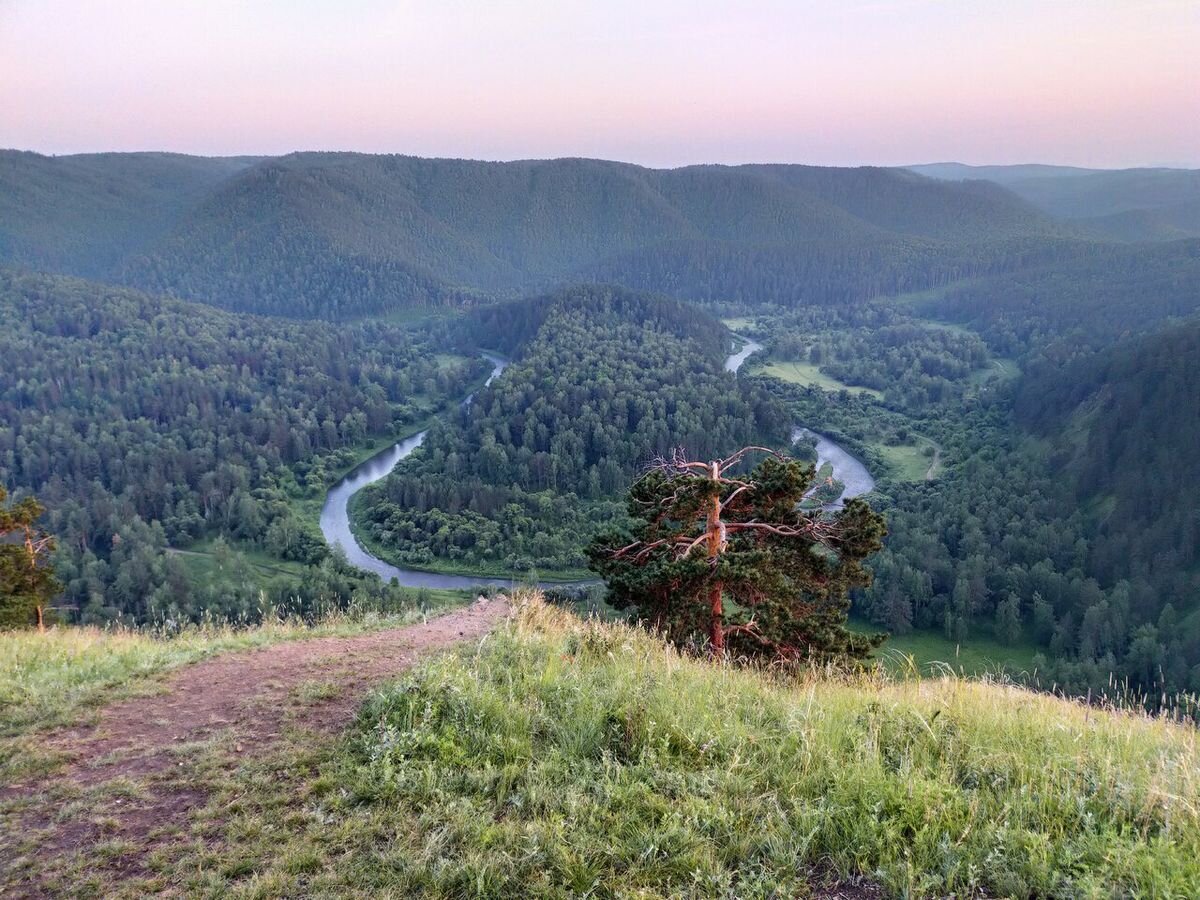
[[2, 0, 1198, 168]]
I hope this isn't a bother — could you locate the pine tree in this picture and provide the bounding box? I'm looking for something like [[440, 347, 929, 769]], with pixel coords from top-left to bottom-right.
[[589, 448, 887, 663]]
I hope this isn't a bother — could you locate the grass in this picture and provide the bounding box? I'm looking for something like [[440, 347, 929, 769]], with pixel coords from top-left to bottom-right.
[[5, 594, 1199, 896], [170, 540, 311, 582], [855, 618, 1039, 677], [753, 360, 884, 398], [873, 437, 940, 482], [0, 604, 463, 754], [337, 599, 1200, 897], [968, 356, 1020, 388], [170, 541, 476, 611], [721, 316, 759, 332]]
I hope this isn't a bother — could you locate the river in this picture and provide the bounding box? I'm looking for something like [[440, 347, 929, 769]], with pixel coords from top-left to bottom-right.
[[792, 427, 875, 509], [724, 336, 763, 372], [318, 353, 529, 590], [319, 337, 875, 588]]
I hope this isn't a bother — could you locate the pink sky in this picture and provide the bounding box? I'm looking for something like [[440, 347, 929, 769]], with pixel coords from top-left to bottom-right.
[[2, 0, 1198, 167]]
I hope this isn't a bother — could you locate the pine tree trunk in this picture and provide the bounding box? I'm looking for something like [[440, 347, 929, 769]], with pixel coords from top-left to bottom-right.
[[708, 581, 724, 653], [707, 462, 724, 654]]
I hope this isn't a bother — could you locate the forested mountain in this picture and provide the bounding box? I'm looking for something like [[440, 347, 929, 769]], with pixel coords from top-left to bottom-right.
[[3, 150, 1073, 318], [1080, 199, 1200, 242], [910, 162, 1200, 241], [355, 285, 791, 573], [1017, 319, 1200, 593], [907, 163, 1100, 183], [128, 156, 1072, 317], [0, 268, 485, 623], [921, 239, 1200, 355], [0, 150, 257, 278]]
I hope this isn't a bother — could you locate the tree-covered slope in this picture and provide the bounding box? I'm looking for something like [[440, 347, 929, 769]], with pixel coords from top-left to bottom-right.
[[130, 154, 1070, 317], [2, 150, 1073, 318], [0, 150, 256, 279], [910, 163, 1200, 241], [0, 268, 484, 623], [920, 239, 1200, 355], [355, 284, 791, 573], [1016, 318, 1200, 594], [1080, 198, 1200, 242]]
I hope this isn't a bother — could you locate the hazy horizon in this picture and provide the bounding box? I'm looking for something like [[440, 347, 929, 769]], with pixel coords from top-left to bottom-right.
[[3, 1, 1198, 170], [4, 147, 1198, 174]]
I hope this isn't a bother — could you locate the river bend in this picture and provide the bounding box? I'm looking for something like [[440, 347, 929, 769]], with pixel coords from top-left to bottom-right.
[[319, 339, 875, 588]]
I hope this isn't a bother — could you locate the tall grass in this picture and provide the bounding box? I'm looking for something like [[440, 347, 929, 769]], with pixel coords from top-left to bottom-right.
[[345, 594, 1200, 898]]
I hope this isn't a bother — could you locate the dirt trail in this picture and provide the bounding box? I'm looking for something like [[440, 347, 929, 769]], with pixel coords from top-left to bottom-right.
[[0, 596, 509, 894]]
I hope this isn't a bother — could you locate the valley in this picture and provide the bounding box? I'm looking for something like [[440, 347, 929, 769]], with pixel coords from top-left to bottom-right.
[[3, 151, 1199, 699], [5, 2, 1200, 893]]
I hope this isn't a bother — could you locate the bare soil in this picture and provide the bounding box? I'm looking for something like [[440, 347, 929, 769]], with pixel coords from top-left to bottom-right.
[[0, 596, 890, 898], [0, 596, 509, 896]]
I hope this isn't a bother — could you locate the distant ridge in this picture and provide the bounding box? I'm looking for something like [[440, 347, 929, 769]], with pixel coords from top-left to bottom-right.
[[2, 150, 1071, 318], [908, 161, 1200, 239]]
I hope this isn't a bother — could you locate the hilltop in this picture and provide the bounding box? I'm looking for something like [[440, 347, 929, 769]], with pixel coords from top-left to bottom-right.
[[1, 593, 1197, 897]]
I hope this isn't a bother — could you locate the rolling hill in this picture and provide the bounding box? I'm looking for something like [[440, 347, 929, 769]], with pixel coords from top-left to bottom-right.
[[3, 150, 1072, 318], [0, 150, 259, 278], [910, 162, 1200, 241]]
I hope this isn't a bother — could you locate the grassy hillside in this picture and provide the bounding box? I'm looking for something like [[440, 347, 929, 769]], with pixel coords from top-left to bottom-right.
[[341, 598, 1199, 897], [4, 594, 1196, 896], [31, 593, 1178, 898], [1016, 319, 1200, 601], [0, 605, 458, 788]]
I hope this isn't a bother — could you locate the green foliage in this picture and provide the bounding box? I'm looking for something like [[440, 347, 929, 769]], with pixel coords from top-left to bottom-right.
[[0, 487, 61, 628], [590, 453, 886, 662], [0, 269, 484, 624], [357, 286, 791, 574]]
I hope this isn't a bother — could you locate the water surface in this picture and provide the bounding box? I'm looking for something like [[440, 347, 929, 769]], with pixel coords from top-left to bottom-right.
[[321, 337, 876, 588]]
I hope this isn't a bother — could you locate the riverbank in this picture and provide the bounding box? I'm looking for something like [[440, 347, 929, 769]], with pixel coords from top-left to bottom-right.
[[318, 337, 881, 588]]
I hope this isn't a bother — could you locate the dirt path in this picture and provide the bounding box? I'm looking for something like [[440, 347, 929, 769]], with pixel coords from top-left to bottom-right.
[[0, 596, 509, 895]]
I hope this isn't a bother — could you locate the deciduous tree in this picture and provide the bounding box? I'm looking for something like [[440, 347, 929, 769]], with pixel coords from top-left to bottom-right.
[[0, 487, 62, 630]]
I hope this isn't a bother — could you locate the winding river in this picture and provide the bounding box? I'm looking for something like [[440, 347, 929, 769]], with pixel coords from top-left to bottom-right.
[[319, 338, 875, 588], [318, 353, 524, 590]]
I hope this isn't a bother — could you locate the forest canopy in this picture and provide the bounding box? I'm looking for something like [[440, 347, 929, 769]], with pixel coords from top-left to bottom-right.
[[355, 285, 793, 574], [0, 268, 485, 623]]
